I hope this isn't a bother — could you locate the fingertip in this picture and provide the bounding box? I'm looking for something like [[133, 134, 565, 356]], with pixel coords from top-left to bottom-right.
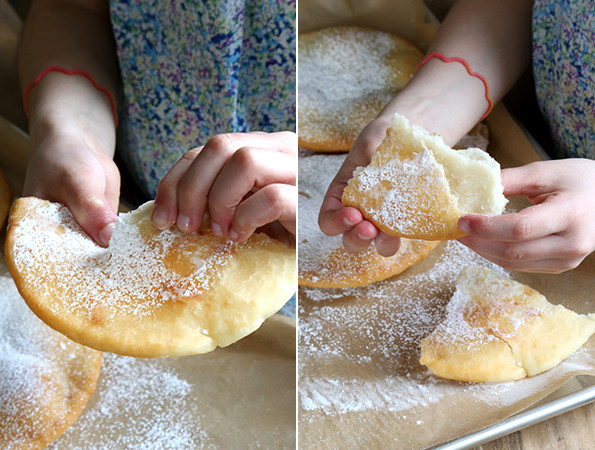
[[175, 211, 195, 233], [210, 221, 223, 237], [374, 233, 401, 257], [342, 207, 363, 227], [229, 227, 250, 243], [227, 224, 254, 243], [97, 222, 115, 247], [342, 231, 370, 254], [70, 197, 117, 247], [342, 222, 378, 254], [318, 206, 363, 236], [207, 208, 233, 236], [458, 213, 490, 232], [354, 221, 377, 240], [458, 217, 471, 234], [151, 202, 173, 230]]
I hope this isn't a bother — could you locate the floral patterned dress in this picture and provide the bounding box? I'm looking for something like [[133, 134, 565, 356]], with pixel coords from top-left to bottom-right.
[[532, 0, 595, 159], [110, 0, 296, 196], [110, 0, 296, 317]]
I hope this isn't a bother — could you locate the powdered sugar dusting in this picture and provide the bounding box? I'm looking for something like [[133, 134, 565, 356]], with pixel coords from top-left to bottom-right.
[[347, 148, 453, 236], [299, 27, 408, 103], [10, 200, 233, 320], [298, 240, 524, 416], [298, 27, 422, 148], [298, 153, 346, 280], [0, 271, 100, 448], [425, 283, 500, 352], [300, 375, 444, 414], [55, 353, 214, 449]]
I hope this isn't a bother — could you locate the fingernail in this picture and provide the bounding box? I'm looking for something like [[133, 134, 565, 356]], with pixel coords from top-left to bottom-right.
[[152, 204, 169, 229], [211, 222, 222, 236], [356, 232, 373, 241], [177, 213, 191, 232], [344, 217, 356, 227], [98, 222, 115, 247], [229, 229, 239, 241], [458, 219, 470, 234]]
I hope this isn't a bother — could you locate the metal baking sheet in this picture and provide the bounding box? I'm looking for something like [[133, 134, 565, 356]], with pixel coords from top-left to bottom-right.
[[434, 376, 595, 449]]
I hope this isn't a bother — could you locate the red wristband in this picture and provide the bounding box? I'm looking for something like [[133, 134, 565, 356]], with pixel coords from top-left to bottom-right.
[[416, 52, 493, 121], [23, 66, 118, 127]]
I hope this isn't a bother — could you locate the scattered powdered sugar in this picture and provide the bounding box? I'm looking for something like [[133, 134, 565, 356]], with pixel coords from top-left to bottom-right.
[[10, 200, 233, 319], [299, 28, 402, 106], [300, 375, 445, 414], [300, 376, 444, 415], [54, 353, 215, 449], [0, 358, 59, 446], [0, 271, 100, 448], [350, 150, 452, 236], [299, 240, 514, 415], [298, 153, 347, 279]]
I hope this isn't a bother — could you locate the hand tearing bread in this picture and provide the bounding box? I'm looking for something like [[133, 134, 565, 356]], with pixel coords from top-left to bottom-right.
[[5, 197, 296, 358], [420, 265, 595, 382], [342, 114, 507, 241], [299, 152, 438, 288]]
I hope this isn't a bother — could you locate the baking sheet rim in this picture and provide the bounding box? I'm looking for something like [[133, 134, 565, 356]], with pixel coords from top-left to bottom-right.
[[433, 377, 595, 449]]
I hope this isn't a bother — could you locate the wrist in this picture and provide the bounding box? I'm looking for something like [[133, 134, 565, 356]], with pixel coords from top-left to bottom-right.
[[378, 59, 490, 146], [27, 72, 116, 158]]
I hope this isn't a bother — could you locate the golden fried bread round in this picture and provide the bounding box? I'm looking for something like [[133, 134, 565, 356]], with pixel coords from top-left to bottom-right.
[[420, 266, 595, 382], [5, 197, 296, 357], [299, 152, 437, 288], [343, 114, 507, 241], [298, 26, 423, 152], [0, 270, 102, 449]]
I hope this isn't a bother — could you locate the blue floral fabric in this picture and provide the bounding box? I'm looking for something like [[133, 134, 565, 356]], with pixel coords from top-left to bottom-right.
[[532, 0, 595, 158], [110, 0, 296, 197]]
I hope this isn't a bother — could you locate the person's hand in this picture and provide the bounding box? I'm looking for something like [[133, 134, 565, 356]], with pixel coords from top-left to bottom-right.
[[318, 116, 401, 256], [152, 131, 296, 245], [457, 159, 595, 273], [24, 126, 120, 247]]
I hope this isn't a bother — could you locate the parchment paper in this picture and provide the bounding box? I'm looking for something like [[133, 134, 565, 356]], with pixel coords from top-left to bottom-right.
[[0, 117, 297, 449], [297, 2, 595, 447], [53, 315, 296, 449]]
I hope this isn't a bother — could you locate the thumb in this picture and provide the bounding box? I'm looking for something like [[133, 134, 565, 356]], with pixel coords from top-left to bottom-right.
[[67, 191, 118, 247]]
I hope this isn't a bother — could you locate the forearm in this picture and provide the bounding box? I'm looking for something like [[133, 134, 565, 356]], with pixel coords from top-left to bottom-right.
[[381, 0, 533, 145], [18, 0, 119, 156]]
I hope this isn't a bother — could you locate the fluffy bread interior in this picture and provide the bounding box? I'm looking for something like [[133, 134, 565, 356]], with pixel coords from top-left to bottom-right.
[[342, 114, 507, 240], [391, 114, 507, 216]]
